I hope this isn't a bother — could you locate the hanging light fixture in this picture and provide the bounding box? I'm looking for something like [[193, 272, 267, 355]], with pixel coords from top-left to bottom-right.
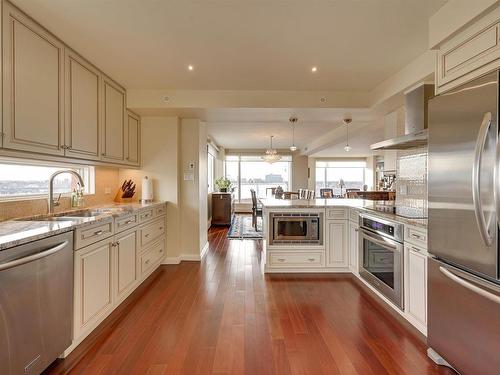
[[343, 116, 352, 152], [289, 116, 298, 152], [262, 135, 282, 163]]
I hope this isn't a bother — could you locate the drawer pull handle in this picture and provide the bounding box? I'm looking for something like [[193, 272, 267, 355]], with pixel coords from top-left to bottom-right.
[[277, 258, 285, 262], [145, 234, 150, 237], [411, 233, 424, 240], [145, 260, 150, 264], [125, 220, 134, 224], [159, 249, 163, 253], [94, 230, 103, 236], [143, 213, 150, 218], [411, 246, 421, 253], [159, 227, 163, 230], [308, 258, 315, 262]]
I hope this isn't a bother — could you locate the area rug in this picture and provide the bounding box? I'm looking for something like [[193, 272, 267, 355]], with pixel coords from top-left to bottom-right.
[[227, 215, 263, 239]]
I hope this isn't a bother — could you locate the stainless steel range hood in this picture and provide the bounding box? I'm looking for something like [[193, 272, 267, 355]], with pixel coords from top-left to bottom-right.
[[371, 84, 434, 150]]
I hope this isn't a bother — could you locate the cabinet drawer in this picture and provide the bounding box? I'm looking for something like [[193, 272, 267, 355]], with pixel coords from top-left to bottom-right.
[[269, 251, 324, 268], [140, 239, 165, 276], [139, 217, 166, 248], [327, 208, 348, 220], [154, 204, 166, 217], [349, 209, 359, 222], [114, 213, 139, 233], [75, 219, 114, 249], [404, 225, 428, 249], [139, 208, 154, 223]]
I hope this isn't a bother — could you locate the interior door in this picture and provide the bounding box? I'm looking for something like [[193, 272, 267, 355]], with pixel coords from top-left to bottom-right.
[[428, 71, 498, 279]]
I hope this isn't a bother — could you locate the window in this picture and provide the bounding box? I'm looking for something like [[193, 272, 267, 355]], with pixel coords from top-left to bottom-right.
[[225, 155, 292, 201], [0, 160, 95, 199], [315, 160, 366, 196]]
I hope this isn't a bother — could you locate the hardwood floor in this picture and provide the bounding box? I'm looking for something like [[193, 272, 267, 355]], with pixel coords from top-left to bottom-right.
[[44, 225, 455, 375]]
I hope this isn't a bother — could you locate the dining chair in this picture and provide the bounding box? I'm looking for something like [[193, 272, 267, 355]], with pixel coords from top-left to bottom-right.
[[250, 189, 262, 230]]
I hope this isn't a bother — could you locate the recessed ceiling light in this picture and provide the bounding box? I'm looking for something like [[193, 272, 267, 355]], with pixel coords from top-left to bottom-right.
[[311, 66, 318, 73], [188, 65, 194, 71]]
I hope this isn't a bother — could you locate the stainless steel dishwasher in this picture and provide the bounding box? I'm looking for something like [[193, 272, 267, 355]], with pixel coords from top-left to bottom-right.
[[0, 231, 73, 375]]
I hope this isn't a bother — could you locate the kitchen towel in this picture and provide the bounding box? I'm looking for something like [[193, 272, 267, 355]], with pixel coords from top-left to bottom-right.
[[142, 176, 153, 202]]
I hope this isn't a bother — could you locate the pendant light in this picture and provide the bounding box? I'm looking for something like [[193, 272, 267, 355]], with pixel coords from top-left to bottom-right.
[[289, 116, 298, 152], [343, 117, 352, 152], [262, 135, 282, 163]]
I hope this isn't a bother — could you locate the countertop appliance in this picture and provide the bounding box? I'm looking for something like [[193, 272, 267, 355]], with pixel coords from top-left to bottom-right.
[[358, 213, 404, 308], [0, 232, 73, 375], [427, 71, 500, 375], [269, 212, 323, 245]]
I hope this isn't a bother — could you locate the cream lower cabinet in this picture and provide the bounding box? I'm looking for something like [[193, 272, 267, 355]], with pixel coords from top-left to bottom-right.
[[348, 221, 359, 274], [73, 238, 114, 339], [114, 228, 139, 304], [325, 220, 348, 268], [404, 243, 427, 335]]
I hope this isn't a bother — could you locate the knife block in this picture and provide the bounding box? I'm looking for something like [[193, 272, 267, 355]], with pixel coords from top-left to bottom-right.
[[114, 190, 134, 203]]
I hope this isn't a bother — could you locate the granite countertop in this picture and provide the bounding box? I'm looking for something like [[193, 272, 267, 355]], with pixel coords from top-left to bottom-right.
[[260, 198, 427, 229], [0, 201, 167, 251]]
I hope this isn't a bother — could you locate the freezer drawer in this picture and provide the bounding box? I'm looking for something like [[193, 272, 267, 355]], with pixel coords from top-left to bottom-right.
[[428, 258, 500, 375]]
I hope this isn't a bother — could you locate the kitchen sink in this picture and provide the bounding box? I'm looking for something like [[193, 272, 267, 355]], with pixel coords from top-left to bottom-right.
[[16, 209, 111, 221]]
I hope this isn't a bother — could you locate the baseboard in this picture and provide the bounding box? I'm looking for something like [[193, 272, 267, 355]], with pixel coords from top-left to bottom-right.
[[162, 251, 205, 265]]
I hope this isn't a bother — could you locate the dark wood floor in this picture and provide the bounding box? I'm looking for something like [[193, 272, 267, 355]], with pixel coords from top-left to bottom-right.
[[45, 225, 455, 375]]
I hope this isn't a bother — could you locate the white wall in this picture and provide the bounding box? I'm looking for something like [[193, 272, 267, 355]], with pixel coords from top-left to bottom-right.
[[119, 116, 181, 259]]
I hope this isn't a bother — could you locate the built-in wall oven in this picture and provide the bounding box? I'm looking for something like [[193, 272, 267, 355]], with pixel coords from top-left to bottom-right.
[[358, 214, 404, 309], [269, 212, 323, 245]]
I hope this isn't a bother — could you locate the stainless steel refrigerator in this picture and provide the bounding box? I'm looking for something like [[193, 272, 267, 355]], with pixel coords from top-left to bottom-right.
[[428, 71, 500, 375]]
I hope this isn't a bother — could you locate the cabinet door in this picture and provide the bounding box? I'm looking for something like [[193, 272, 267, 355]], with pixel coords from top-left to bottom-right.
[[2, 2, 64, 155], [124, 111, 140, 166], [101, 76, 125, 163], [65, 49, 101, 160], [114, 229, 139, 303], [405, 244, 427, 329], [326, 220, 348, 268], [74, 239, 114, 338], [348, 221, 359, 273]]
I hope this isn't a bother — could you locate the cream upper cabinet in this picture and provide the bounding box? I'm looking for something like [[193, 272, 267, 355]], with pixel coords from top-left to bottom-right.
[[65, 49, 101, 160], [101, 77, 126, 163], [114, 229, 139, 303], [73, 238, 114, 339], [326, 220, 348, 268], [435, 6, 500, 94], [2, 2, 65, 155], [125, 111, 141, 166]]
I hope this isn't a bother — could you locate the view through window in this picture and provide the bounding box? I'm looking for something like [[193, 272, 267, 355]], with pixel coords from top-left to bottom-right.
[[0, 161, 94, 199], [315, 160, 366, 196], [225, 155, 292, 201]]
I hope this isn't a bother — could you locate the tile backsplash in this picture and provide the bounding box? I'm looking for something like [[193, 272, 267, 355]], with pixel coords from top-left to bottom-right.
[[395, 147, 428, 218], [0, 166, 120, 221]]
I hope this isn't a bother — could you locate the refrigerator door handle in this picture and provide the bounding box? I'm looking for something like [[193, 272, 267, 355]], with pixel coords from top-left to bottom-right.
[[472, 111, 493, 247], [439, 266, 500, 305], [496, 130, 500, 229]]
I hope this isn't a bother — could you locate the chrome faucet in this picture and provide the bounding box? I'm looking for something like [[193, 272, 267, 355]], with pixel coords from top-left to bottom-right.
[[48, 170, 85, 214]]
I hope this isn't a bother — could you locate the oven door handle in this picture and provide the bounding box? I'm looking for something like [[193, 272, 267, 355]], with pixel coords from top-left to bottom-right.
[[359, 229, 401, 253]]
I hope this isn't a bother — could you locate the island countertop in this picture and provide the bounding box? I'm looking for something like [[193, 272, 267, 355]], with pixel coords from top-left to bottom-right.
[[0, 201, 167, 251], [260, 198, 427, 229]]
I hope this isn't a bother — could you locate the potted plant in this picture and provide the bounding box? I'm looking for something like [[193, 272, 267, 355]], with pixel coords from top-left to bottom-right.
[[215, 177, 232, 192]]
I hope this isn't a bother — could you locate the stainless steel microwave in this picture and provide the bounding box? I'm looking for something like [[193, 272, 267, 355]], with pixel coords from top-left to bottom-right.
[[269, 212, 323, 245]]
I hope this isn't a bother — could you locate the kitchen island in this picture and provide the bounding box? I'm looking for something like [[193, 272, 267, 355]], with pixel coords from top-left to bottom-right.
[[261, 197, 429, 335]]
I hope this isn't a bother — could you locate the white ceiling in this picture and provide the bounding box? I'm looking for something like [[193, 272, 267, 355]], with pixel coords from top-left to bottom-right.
[[13, 0, 446, 91], [205, 107, 375, 149]]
